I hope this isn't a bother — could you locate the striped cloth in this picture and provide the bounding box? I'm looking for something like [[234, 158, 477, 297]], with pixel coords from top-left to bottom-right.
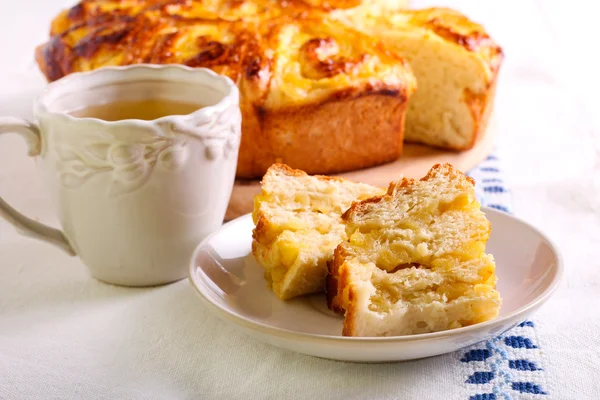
[[461, 154, 549, 400]]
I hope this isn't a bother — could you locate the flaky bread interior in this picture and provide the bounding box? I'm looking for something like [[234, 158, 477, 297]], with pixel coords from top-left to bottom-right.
[[252, 164, 385, 300], [335, 7, 502, 150], [328, 163, 501, 336]]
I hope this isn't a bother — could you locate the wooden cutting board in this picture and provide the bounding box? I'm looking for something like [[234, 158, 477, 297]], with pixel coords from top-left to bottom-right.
[[225, 119, 496, 220]]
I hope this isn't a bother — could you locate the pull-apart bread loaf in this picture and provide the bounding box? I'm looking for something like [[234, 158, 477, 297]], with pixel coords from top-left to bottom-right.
[[334, 7, 503, 150], [37, 1, 499, 178], [327, 163, 501, 337], [252, 164, 385, 300]]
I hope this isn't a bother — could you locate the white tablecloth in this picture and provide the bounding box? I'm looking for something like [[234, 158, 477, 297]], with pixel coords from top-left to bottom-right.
[[1, 1, 598, 399]]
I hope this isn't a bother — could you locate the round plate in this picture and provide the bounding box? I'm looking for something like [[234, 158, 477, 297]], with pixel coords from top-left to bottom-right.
[[188, 208, 562, 362]]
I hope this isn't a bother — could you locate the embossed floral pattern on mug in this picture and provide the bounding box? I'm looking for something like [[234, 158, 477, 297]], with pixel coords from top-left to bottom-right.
[[56, 129, 188, 196], [54, 105, 240, 197]]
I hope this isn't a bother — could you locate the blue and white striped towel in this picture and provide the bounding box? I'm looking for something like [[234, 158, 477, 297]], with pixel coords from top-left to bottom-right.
[[461, 153, 549, 400]]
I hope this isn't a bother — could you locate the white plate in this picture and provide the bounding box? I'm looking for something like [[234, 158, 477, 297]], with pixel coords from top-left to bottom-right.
[[188, 208, 563, 362]]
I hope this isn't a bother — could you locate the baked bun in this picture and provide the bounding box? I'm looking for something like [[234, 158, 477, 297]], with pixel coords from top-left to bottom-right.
[[327, 163, 501, 336], [252, 164, 384, 300]]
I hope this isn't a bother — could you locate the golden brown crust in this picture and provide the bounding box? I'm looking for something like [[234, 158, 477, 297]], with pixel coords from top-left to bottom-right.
[[421, 14, 500, 55], [35, 36, 73, 82], [238, 90, 409, 177], [326, 244, 355, 314], [340, 279, 356, 336], [403, 8, 503, 80], [251, 213, 270, 243], [299, 37, 366, 79], [340, 163, 474, 222], [38, 16, 256, 84], [462, 78, 498, 149]]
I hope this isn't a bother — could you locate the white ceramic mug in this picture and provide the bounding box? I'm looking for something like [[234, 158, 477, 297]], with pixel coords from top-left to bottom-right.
[[0, 65, 241, 286]]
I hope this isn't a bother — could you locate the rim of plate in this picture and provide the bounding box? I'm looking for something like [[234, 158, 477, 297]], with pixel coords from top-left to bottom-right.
[[188, 207, 564, 343]]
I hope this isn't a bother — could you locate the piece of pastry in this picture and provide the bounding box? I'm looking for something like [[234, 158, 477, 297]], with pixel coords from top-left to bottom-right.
[[335, 7, 503, 150], [252, 164, 385, 300], [327, 163, 501, 336]]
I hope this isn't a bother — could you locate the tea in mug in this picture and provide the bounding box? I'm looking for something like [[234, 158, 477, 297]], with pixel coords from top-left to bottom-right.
[[68, 99, 205, 121]]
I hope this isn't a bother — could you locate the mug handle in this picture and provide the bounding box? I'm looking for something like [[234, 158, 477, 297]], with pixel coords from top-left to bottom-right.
[[0, 117, 75, 256]]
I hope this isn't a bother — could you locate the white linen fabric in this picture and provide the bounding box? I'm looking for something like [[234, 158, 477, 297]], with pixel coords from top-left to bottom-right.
[[1, 0, 599, 399]]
